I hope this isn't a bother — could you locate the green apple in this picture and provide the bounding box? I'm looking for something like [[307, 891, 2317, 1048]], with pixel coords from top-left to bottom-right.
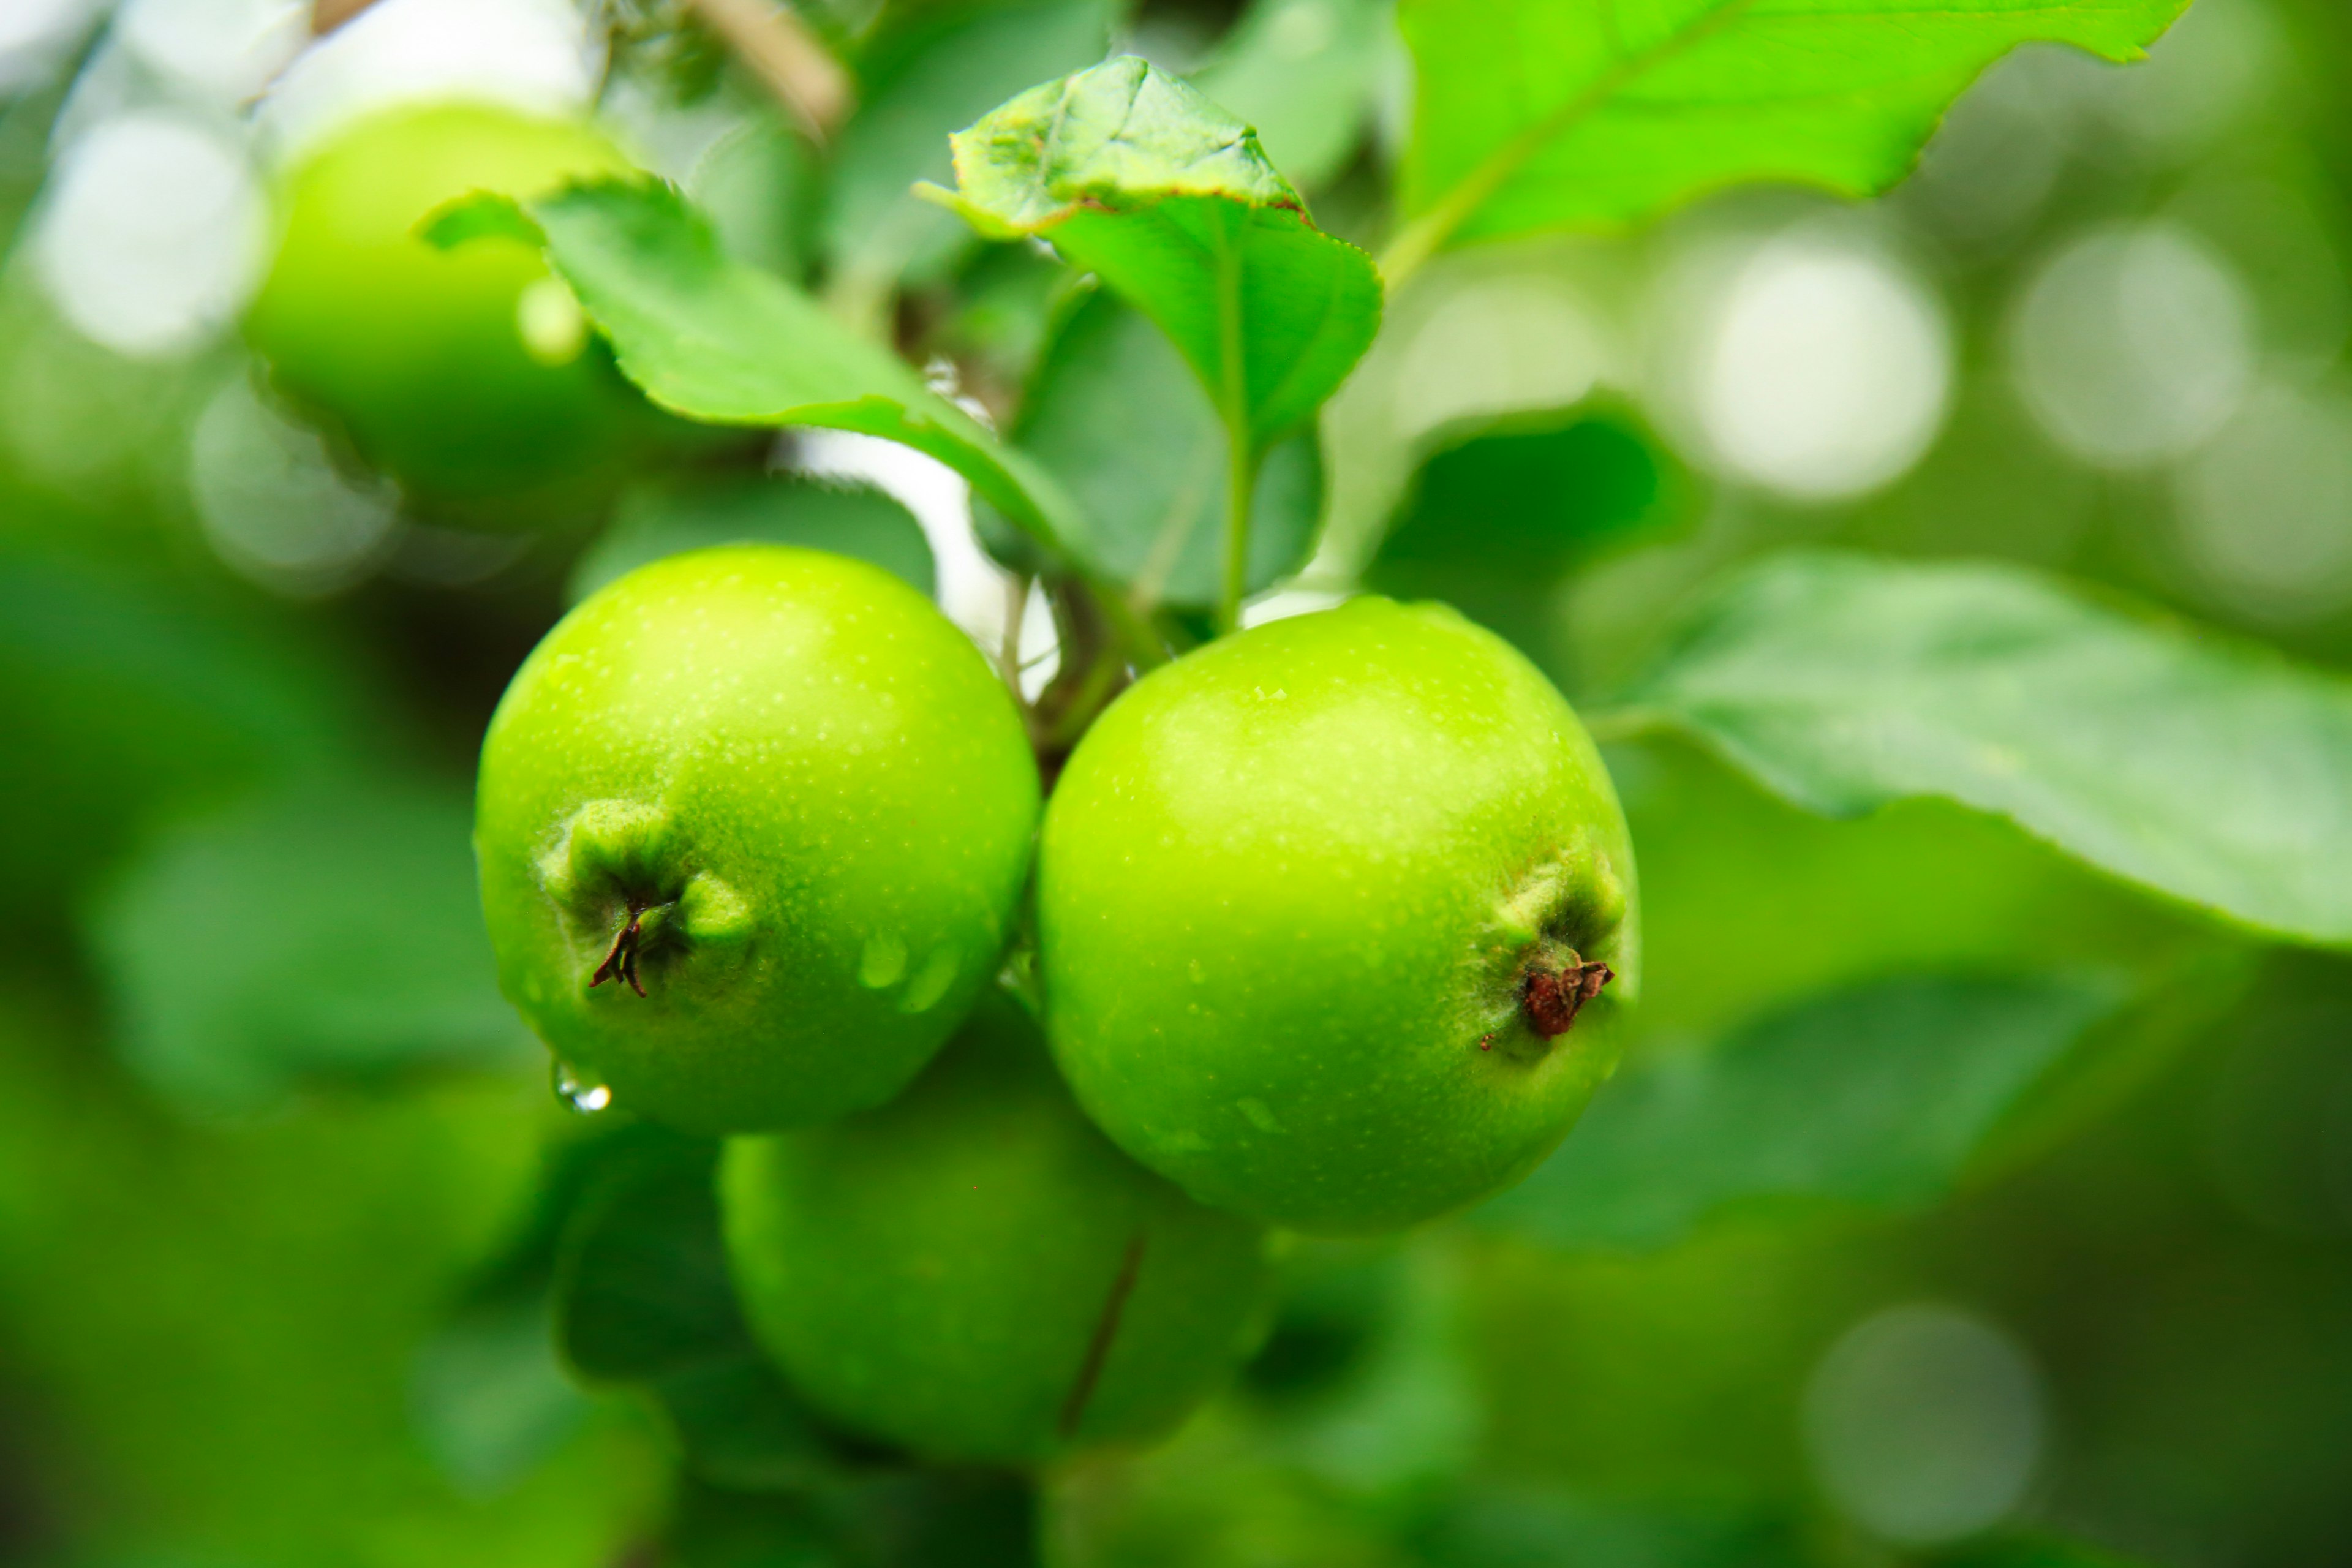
[[475, 545, 1039, 1134], [1037, 597, 1638, 1235], [246, 100, 650, 518], [720, 989, 1275, 1466]]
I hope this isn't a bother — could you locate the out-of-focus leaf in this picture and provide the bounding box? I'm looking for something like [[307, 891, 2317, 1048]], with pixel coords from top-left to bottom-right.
[[842, 1468, 1043, 1568], [663, 1480, 846, 1568], [1412, 1487, 1809, 1568], [982, 289, 1321, 607], [569, 474, 935, 604], [1385, 0, 2189, 279], [1191, 0, 1392, 190], [554, 1130, 744, 1382], [86, 776, 525, 1114], [412, 1292, 593, 1498], [0, 981, 650, 1562], [936, 55, 1382, 450], [1246, 1240, 1478, 1507], [921, 241, 1076, 415], [1365, 406, 1685, 674], [543, 1124, 846, 1489], [1477, 973, 2126, 1250], [1618, 552, 2352, 947], [1928, 1532, 2160, 1568], [687, 111, 821, 280], [826, 0, 1115, 293], [666, 1468, 1042, 1568], [655, 1352, 843, 1493], [1609, 733, 2225, 1047], [0, 545, 361, 899], [1049, 1417, 1411, 1567], [428, 182, 1091, 566], [1376, 407, 1680, 571], [1243, 1243, 1404, 1406]]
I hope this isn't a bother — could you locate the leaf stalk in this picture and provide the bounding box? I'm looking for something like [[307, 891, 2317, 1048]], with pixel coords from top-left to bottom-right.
[[1215, 208, 1257, 636]]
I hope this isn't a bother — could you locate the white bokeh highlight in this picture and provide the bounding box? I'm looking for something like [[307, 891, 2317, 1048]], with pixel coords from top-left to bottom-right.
[[1391, 278, 1609, 440], [2010, 224, 2256, 469], [190, 372, 399, 595], [258, 0, 602, 164], [116, 0, 309, 103], [32, 112, 270, 358], [2174, 379, 2352, 624], [1804, 1303, 2048, 1547], [0, 0, 103, 94], [1689, 232, 1953, 501]]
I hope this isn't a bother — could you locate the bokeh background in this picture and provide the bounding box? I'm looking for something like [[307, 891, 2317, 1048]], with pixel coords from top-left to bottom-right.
[[1, 0, 2348, 1564]]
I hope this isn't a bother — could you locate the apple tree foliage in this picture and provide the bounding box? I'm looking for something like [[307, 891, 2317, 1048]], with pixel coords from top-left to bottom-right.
[[19, 0, 2352, 1563]]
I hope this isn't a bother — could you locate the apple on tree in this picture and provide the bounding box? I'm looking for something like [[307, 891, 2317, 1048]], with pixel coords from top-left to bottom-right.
[[246, 101, 663, 520], [1038, 597, 1638, 1235], [475, 545, 1041, 1134], [720, 989, 1276, 1466]]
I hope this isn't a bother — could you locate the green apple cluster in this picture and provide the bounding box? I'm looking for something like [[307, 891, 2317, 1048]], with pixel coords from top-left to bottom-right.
[[477, 544, 1636, 1466]]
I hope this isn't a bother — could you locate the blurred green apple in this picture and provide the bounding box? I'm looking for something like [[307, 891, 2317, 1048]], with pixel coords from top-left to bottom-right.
[[720, 989, 1275, 1466], [246, 100, 652, 520], [475, 545, 1039, 1134], [1038, 597, 1638, 1234]]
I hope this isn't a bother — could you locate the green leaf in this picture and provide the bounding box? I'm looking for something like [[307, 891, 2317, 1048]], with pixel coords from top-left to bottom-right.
[[570, 473, 936, 605], [686, 113, 821, 281], [1386, 0, 2188, 282], [825, 0, 1115, 296], [837, 1469, 1044, 1568], [1414, 1487, 1810, 1568], [1619, 552, 2352, 946], [662, 1480, 846, 1568], [1476, 973, 2126, 1250], [665, 1470, 1050, 1568], [86, 776, 526, 1115], [654, 1353, 843, 1494], [1191, 0, 1393, 191], [1248, 1240, 1480, 1507], [411, 1292, 592, 1498], [1365, 405, 1687, 674], [543, 1125, 846, 1488], [552, 1129, 746, 1384], [426, 181, 1091, 567], [937, 54, 1383, 450], [1928, 1533, 2161, 1568], [983, 288, 1322, 607], [0, 544, 364, 901]]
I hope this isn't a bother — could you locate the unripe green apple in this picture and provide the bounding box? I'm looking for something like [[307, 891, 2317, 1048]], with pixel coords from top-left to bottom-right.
[[720, 990, 1276, 1466], [475, 545, 1039, 1134], [246, 100, 648, 516], [1038, 597, 1638, 1235]]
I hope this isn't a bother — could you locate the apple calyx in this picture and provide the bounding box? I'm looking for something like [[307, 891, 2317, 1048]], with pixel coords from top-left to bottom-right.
[[538, 799, 757, 996], [1520, 952, 1613, 1038], [589, 898, 671, 997]]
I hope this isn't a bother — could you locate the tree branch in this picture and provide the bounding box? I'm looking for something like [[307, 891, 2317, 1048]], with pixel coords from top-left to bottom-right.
[[685, 0, 854, 143]]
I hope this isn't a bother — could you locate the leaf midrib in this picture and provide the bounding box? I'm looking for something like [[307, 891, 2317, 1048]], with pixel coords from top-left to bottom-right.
[[1384, 0, 1761, 282]]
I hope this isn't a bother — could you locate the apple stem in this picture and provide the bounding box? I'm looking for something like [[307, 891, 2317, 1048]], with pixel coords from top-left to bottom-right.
[[1521, 952, 1613, 1038], [1060, 1232, 1147, 1438], [589, 901, 657, 997]]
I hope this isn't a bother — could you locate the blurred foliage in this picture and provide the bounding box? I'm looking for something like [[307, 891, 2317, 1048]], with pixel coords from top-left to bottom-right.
[[1, 0, 2350, 1565]]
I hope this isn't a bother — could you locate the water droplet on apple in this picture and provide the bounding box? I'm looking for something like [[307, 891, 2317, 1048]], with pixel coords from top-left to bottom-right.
[[859, 932, 909, 989], [553, 1061, 612, 1114], [897, 943, 960, 1014]]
